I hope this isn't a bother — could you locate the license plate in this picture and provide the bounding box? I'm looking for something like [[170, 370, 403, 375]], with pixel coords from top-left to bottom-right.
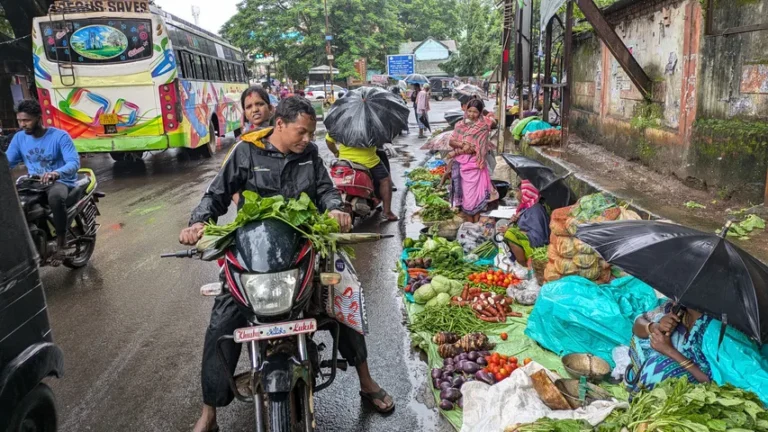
[[233, 318, 317, 343], [99, 113, 119, 125]]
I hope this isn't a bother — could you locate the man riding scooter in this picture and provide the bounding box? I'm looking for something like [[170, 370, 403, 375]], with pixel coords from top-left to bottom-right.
[[6, 99, 80, 265], [179, 97, 394, 432]]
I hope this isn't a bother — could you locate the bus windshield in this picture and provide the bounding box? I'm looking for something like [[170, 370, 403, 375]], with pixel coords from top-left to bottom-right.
[[39, 18, 153, 64]]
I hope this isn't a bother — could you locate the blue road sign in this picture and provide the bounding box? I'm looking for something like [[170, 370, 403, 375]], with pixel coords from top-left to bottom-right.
[[387, 54, 415, 76]]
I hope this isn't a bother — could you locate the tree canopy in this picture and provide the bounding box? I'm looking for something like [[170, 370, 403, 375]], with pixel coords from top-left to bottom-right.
[[439, 0, 502, 77], [220, 0, 469, 82]]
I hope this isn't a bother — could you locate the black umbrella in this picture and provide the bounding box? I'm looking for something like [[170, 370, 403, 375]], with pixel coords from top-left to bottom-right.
[[575, 220, 768, 343], [323, 87, 410, 148], [501, 154, 576, 209]]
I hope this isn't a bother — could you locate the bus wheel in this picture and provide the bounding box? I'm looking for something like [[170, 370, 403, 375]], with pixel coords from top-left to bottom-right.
[[110, 151, 144, 162], [198, 120, 217, 159]]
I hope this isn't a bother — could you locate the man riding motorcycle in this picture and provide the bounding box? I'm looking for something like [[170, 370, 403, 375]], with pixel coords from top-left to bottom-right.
[[180, 96, 395, 432], [6, 99, 80, 264]]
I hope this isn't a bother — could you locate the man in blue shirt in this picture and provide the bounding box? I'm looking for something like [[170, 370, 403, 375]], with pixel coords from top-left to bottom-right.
[[7, 99, 80, 258]]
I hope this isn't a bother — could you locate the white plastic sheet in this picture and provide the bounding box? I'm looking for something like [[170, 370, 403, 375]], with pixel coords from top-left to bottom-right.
[[540, 0, 567, 30], [460, 362, 628, 432]]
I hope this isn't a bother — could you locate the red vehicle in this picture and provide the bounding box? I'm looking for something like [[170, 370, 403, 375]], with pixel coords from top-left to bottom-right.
[[330, 160, 381, 222]]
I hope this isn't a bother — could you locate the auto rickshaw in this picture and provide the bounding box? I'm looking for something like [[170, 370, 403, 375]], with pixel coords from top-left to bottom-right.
[[0, 151, 63, 432]]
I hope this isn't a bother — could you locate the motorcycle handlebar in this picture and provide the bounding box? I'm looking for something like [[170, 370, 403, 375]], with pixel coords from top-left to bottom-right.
[[160, 248, 198, 258]]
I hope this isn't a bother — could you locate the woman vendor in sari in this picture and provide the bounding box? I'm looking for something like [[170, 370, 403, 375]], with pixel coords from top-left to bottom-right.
[[447, 98, 498, 222], [626, 302, 712, 391], [503, 180, 550, 264]]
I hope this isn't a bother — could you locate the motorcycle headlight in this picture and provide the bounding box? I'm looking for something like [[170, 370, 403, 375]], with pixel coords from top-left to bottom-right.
[[240, 270, 299, 316]]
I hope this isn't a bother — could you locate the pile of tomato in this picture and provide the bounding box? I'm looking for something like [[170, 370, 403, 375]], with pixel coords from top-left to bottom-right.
[[483, 352, 532, 383], [468, 269, 519, 288], [430, 166, 447, 176]]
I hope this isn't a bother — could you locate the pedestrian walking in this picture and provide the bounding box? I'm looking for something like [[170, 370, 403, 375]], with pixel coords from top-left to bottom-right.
[[416, 84, 431, 138], [410, 83, 421, 133]]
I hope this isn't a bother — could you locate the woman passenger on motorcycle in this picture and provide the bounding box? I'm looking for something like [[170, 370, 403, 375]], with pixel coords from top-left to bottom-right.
[[241, 85, 274, 134], [325, 133, 398, 222], [234, 86, 274, 204]]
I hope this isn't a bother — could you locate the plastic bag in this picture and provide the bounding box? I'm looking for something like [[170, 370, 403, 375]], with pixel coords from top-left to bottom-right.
[[525, 276, 663, 366], [510, 278, 541, 305], [611, 346, 631, 381], [510, 260, 531, 280], [325, 252, 368, 335]]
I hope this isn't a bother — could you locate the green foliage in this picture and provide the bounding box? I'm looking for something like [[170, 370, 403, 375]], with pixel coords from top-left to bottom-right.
[[693, 118, 768, 159], [398, 0, 460, 41], [630, 102, 663, 130], [0, 5, 14, 38], [201, 191, 348, 258], [221, 0, 403, 81], [439, 0, 502, 76], [221, 0, 466, 82], [598, 377, 768, 431]]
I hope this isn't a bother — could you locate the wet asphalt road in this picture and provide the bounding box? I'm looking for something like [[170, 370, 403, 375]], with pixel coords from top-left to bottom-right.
[[41, 100, 461, 432]]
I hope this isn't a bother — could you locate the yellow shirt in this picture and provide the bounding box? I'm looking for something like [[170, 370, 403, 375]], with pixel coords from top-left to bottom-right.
[[326, 134, 381, 169]]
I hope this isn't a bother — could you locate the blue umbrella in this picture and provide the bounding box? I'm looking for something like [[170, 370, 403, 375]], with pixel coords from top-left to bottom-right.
[[404, 73, 429, 84]]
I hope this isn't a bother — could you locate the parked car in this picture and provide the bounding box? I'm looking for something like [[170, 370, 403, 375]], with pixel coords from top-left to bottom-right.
[[0, 151, 63, 432], [429, 78, 452, 101], [304, 85, 348, 100]]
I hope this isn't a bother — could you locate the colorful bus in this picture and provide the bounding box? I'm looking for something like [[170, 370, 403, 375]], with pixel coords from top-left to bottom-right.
[[32, 1, 248, 161]]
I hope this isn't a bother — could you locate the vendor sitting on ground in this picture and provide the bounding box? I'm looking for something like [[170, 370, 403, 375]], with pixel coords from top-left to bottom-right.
[[626, 301, 712, 392], [503, 180, 550, 264], [325, 133, 397, 222]]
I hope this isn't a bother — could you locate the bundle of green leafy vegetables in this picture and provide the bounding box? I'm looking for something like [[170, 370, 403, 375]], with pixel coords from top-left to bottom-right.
[[420, 195, 455, 222], [200, 191, 353, 258], [407, 167, 439, 183], [598, 377, 768, 432], [514, 378, 768, 432]]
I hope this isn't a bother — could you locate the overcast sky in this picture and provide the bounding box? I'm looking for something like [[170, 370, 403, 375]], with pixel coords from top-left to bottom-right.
[[154, 0, 239, 35]]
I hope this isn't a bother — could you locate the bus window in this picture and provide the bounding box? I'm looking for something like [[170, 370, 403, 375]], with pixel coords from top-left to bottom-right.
[[207, 57, 220, 81], [192, 55, 203, 80], [174, 50, 184, 78], [39, 18, 153, 64], [182, 52, 194, 79]]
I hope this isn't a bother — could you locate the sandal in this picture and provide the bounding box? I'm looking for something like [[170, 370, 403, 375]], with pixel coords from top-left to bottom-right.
[[381, 214, 399, 222], [360, 388, 395, 413]]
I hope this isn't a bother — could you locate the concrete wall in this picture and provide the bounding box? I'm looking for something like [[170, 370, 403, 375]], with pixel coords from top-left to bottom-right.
[[569, 0, 768, 201], [690, 0, 768, 199]]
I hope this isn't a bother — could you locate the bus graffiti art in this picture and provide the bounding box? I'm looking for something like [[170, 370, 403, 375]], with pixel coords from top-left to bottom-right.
[[33, 4, 248, 162]]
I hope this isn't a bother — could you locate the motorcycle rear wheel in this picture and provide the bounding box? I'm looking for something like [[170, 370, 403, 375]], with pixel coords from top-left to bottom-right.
[[63, 219, 96, 269]]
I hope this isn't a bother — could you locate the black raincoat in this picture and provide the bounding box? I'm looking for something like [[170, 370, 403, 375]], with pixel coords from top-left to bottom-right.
[[189, 127, 343, 226]]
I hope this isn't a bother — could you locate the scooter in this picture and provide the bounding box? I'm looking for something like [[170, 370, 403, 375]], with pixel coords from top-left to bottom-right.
[[162, 219, 389, 432], [15, 168, 105, 268]]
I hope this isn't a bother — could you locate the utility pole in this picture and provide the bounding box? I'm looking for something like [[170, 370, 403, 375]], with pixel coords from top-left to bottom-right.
[[497, 0, 515, 154], [323, 0, 335, 103]]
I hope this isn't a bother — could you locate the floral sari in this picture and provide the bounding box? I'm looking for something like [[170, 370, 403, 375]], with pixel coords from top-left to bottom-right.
[[626, 302, 713, 392]]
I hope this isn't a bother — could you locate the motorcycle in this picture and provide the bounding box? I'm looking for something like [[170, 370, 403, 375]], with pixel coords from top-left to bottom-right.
[[16, 168, 105, 268], [162, 219, 389, 432], [329, 159, 381, 223]]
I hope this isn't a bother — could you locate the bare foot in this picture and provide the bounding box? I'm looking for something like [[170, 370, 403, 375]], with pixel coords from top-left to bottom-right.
[[192, 409, 218, 432], [360, 382, 395, 413]]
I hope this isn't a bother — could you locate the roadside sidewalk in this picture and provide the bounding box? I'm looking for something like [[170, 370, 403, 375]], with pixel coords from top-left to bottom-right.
[[517, 135, 768, 263]]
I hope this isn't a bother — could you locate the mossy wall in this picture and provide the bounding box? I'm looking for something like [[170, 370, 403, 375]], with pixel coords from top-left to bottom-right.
[[691, 0, 768, 200]]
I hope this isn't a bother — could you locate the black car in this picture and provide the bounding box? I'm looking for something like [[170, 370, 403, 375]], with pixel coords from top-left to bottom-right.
[[0, 151, 63, 432]]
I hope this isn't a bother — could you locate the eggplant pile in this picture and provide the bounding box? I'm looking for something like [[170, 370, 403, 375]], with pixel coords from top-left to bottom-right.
[[431, 350, 493, 411], [405, 274, 431, 294]]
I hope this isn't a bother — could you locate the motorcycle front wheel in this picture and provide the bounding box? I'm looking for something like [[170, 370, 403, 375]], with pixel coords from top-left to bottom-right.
[[268, 392, 292, 432]]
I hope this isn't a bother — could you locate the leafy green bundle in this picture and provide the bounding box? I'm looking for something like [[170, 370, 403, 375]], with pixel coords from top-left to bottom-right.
[[598, 377, 768, 432], [200, 191, 347, 258], [407, 167, 440, 183]]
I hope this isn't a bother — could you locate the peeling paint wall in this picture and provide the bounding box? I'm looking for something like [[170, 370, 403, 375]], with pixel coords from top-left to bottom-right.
[[692, 0, 768, 200], [571, 0, 696, 175], [570, 0, 768, 201]]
